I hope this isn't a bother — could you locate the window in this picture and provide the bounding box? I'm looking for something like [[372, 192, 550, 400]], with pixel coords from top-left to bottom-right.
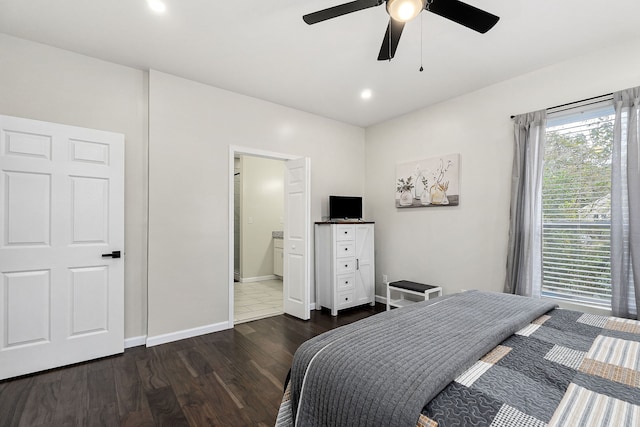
[[541, 102, 615, 307]]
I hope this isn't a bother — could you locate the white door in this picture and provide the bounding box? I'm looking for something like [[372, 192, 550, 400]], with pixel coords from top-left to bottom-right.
[[0, 115, 124, 380], [283, 157, 310, 320], [355, 224, 374, 305]]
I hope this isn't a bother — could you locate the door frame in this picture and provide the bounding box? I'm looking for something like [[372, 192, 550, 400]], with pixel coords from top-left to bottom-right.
[[228, 145, 310, 325]]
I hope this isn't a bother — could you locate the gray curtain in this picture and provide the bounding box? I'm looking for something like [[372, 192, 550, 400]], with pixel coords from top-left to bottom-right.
[[611, 87, 640, 318], [505, 110, 547, 297]]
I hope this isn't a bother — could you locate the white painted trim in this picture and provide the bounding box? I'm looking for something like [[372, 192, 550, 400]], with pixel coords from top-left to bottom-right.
[[145, 321, 231, 347], [229, 148, 235, 329], [230, 145, 298, 162], [310, 302, 317, 311], [542, 296, 612, 316], [238, 274, 278, 283], [228, 145, 310, 328], [124, 335, 147, 349]]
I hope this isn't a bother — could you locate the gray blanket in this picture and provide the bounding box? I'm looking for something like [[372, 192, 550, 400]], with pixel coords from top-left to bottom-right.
[[290, 291, 556, 427]]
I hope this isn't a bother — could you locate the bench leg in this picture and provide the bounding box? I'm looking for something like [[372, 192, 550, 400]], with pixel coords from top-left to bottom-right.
[[386, 282, 390, 311]]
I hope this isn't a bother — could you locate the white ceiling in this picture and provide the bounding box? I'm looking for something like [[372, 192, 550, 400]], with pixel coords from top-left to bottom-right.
[[1, 1, 639, 127]]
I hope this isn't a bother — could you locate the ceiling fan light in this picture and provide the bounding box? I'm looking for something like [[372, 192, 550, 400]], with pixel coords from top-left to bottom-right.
[[147, 0, 167, 14], [386, 0, 425, 22]]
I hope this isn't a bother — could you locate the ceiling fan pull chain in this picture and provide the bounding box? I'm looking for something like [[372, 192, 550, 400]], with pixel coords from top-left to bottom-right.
[[419, 13, 424, 71], [388, 18, 392, 61]]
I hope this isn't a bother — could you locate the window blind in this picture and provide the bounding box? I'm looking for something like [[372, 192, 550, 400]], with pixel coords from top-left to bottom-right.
[[542, 104, 615, 307]]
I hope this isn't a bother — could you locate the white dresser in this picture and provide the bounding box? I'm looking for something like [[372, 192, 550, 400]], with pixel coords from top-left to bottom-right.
[[315, 222, 375, 315]]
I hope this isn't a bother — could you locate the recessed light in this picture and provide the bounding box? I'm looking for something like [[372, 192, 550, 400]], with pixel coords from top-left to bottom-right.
[[361, 89, 373, 100], [147, 0, 167, 14]]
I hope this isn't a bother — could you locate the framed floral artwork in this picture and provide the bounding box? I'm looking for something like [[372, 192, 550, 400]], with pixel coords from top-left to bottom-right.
[[395, 153, 460, 208]]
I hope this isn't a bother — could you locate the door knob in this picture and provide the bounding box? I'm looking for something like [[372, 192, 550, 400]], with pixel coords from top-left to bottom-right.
[[102, 250, 121, 259]]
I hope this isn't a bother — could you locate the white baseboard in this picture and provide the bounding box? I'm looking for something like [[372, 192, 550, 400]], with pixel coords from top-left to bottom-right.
[[239, 274, 278, 283], [124, 335, 147, 349], [145, 321, 232, 347]]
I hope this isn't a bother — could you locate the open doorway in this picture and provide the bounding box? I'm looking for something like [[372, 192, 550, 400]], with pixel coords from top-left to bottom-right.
[[234, 154, 284, 323], [228, 146, 311, 326]]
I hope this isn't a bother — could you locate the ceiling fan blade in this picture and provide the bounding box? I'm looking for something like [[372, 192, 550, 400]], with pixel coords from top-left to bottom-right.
[[427, 0, 499, 34], [377, 19, 405, 61], [303, 0, 383, 25]]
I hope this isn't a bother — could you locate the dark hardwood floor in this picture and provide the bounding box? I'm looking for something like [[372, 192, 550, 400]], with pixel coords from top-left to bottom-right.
[[0, 304, 384, 427]]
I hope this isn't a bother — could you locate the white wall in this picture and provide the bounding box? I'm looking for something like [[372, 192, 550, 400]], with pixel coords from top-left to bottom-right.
[[365, 37, 640, 301], [239, 155, 284, 280], [5, 31, 637, 344], [147, 70, 365, 339], [0, 34, 149, 340]]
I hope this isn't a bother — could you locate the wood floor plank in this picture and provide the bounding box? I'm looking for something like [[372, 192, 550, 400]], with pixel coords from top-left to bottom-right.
[[136, 352, 171, 391], [0, 377, 35, 427], [211, 371, 246, 410], [85, 403, 120, 427], [119, 410, 156, 427], [177, 346, 213, 378], [175, 374, 228, 426], [87, 367, 117, 411], [52, 364, 88, 426], [145, 385, 190, 426], [113, 354, 151, 417], [0, 303, 385, 426], [18, 379, 60, 427], [249, 359, 284, 390]]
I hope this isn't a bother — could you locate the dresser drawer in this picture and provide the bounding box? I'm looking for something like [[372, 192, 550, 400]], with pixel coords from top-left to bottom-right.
[[336, 274, 355, 291], [336, 225, 355, 241], [337, 291, 355, 308], [336, 242, 355, 258], [336, 259, 355, 274]]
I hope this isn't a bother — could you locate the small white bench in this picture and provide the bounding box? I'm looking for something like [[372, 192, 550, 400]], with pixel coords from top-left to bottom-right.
[[386, 280, 442, 310]]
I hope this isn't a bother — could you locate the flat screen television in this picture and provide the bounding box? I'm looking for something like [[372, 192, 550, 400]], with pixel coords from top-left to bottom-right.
[[329, 196, 362, 220]]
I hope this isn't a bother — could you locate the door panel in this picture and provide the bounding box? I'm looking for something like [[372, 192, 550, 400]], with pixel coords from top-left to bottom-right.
[[4, 171, 51, 246], [0, 114, 124, 380], [70, 266, 109, 336], [4, 130, 52, 159], [283, 157, 310, 320], [4, 269, 50, 347], [70, 176, 109, 243], [70, 139, 110, 164]]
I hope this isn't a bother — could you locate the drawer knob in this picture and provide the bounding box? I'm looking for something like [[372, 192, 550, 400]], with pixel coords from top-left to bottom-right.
[[345, 297, 348, 301], [344, 231, 347, 234], [345, 248, 348, 251], [345, 281, 349, 284], [345, 264, 348, 267]]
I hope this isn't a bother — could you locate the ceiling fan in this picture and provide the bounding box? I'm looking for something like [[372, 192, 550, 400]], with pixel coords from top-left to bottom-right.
[[303, 0, 500, 61]]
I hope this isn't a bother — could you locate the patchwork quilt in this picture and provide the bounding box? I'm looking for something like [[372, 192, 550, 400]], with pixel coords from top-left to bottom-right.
[[277, 308, 640, 426], [420, 309, 640, 426]]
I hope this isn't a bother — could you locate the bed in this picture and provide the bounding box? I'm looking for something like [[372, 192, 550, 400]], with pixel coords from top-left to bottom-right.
[[275, 291, 640, 426]]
